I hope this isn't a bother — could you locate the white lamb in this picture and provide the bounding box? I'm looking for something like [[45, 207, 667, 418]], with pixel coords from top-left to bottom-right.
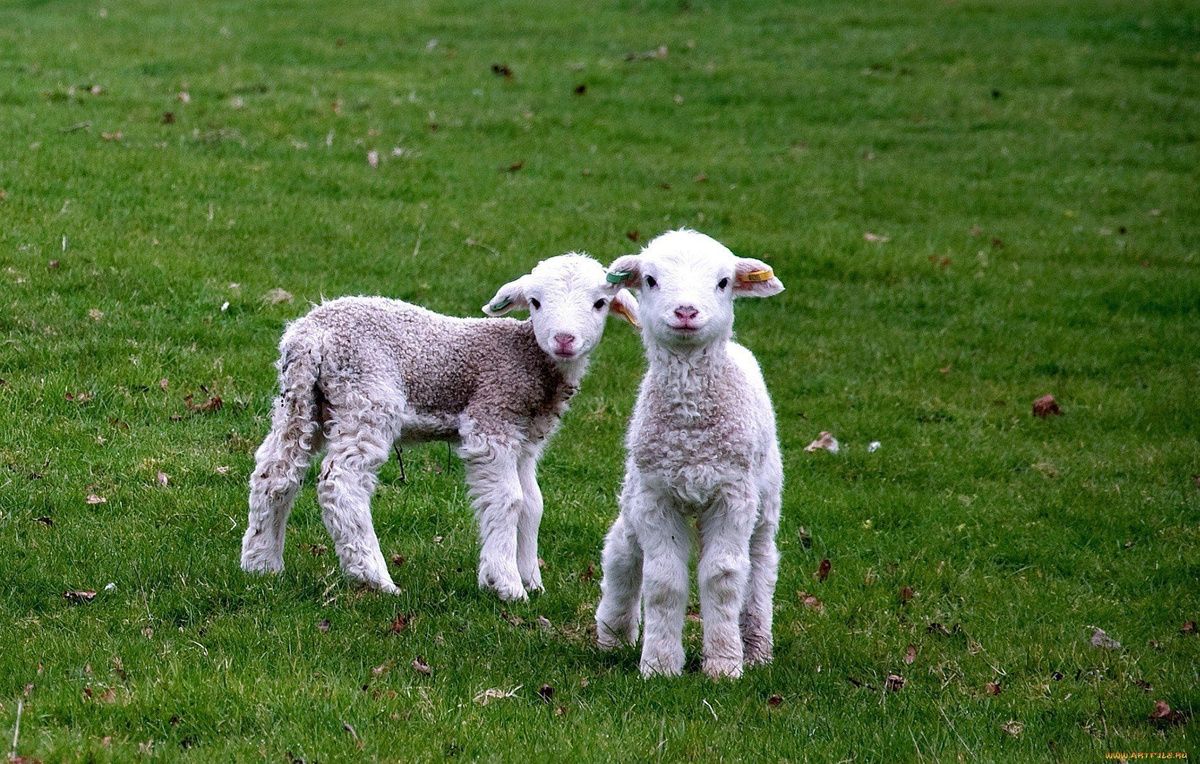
[[595, 229, 785, 679], [240, 254, 638, 601]]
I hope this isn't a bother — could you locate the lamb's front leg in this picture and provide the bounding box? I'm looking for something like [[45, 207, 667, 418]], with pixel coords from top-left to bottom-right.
[[697, 494, 756, 679], [515, 453, 544, 594], [461, 438, 527, 602], [634, 501, 690, 678]]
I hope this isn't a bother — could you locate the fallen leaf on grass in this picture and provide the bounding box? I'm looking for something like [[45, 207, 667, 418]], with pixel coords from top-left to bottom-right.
[[939, 363, 952, 375], [390, 554, 406, 567], [390, 613, 409, 634], [798, 526, 812, 548], [505, 160, 524, 172], [581, 563, 594, 581], [903, 644, 916, 665], [927, 622, 951, 636], [626, 230, 639, 242], [86, 494, 106, 504], [474, 685, 520, 705], [1181, 620, 1196, 635], [411, 656, 432, 676], [177, 91, 191, 104], [573, 84, 587, 95], [813, 558, 831, 582], [1032, 395, 1061, 419], [1001, 720, 1024, 736], [491, 63, 514, 80], [537, 684, 555, 702], [797, 591, 825, 613], [985, 681, 1001, 696], [885, 674, 905, 692], [863, 232, 890, 243], [36, 516, 53, 526], [1090, 627, 1120, 650], [899, 585, 915, 605], [184, 394, 223, 413], [101, 131, 123, 142], [1149, 700, 1186, 725], [65, 590, 97, 602], [162, 112, 175, 124], [316, 619, 331, 633], [307, 544, 327, 556], [67, 391, 94, 403], [1133, 679, 1152, 692], [371, 660, 393, 677], [367, 150, 379, 168], [768, 694, 784, 707], [804, 431, 839, 454], [501, 610, 525, 626], [156, 471, 169, 487], [262, 288, 292, 305]]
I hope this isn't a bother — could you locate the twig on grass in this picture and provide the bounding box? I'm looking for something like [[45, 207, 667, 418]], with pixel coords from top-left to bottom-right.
[[935, 699, 975, 760], [11, 698, 22, 760]]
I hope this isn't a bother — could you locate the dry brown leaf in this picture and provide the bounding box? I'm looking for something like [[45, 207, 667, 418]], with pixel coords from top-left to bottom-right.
[[863, 232, 890, 243], [797, 591, 825, 614], [626, 230, 640, 242], [1090, 627, 1120, 650], [1001, 720, 1024, 736], [390, 612, 409, 634], [156, 471, 169, 487], [411, 656, 432, 675], [262, 288, 293, 305], [65, 590, 97, 602], [367, 150, 379, 168], [581, 562, 595, 581], [985, 681, 1001, 696], [768, 694, 784, 707], [900, 585, 915, 605], [537, 684, 555, 702], [491, 63, 514, 80], [101, 132, 123, 142], [804, 431, 839, 454], [1032, 395, 1061, 419], [86, 494, 106, 504], [903, 644, 916, 665], [316, 619, 331, 633], [1181, 620, 1196, 635], [885, 674, 905, 692], [390, 554, 406, 567], [1149, 700, 1185, 725], [813, 558, 831, 582], [184, 394, 223, 413]]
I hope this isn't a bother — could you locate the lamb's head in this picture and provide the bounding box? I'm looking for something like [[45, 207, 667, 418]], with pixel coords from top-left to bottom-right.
[[483, 253, 639, 362], [604, 229, 784, 349]]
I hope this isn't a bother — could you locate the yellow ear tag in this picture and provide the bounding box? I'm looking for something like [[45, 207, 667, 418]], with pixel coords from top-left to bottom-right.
[[611, 300, 640, 328], [739, 268, 774, 283]]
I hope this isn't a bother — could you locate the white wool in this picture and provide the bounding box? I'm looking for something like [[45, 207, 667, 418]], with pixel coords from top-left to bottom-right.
[[595, 229, 785, 679], [240, 254, 638, 602]]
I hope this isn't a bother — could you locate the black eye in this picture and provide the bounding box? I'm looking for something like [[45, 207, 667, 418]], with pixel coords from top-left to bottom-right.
[[718, 277, 729, 290], [645, 276, 658, 288], [593, 299, 607, 310], [529, 298, 541, 310]]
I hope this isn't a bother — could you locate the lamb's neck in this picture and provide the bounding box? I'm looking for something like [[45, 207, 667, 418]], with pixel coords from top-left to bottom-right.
[[645, 341, 730, 422], [554, 356, 591, 390]]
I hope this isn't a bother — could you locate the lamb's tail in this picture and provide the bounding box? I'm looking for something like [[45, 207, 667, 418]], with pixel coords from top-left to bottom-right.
[[269, 327, 326, 458], [242, 326, 327, 573]]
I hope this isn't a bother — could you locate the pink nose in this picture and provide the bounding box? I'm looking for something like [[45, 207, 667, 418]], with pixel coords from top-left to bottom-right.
[[674, 305, 699, 321], [554, 333, 576, 349]]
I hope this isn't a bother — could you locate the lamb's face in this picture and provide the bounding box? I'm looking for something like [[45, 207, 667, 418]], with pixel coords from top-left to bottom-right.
[[605, 229, 784, 350], [483, 254, 639, 362]]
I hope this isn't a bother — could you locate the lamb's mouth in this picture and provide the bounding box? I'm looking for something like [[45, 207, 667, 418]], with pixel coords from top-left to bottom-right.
[[552, 349, 579, 360], [669, 323, 701, 334]]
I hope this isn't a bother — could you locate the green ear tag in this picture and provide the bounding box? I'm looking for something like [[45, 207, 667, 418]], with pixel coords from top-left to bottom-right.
[[606, 270, 632, 284], [489, 297, 513, 312]]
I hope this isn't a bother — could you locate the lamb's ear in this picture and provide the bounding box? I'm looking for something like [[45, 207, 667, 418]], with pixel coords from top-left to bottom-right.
[[609, 288, 640, 328], [604, 255, 643, 292], [482, 275, 530, 316], [733, 258, 784, 298]]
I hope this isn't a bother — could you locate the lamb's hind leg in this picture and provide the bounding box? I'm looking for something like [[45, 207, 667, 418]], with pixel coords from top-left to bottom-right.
[[316, 402, 398, 594], [241, 390, 324, 574], [741, 486, 781, 666]]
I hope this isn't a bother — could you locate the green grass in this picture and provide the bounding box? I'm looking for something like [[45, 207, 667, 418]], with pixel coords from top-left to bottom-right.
[[1, 0, 1198, 760]]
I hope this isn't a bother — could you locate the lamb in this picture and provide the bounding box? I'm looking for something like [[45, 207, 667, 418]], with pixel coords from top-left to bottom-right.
[[240, 253, 639, 601], [594, 229, 785, 679]]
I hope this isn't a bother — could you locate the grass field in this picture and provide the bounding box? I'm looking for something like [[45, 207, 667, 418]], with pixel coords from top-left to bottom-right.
[[1, 0, 1198, 760]]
